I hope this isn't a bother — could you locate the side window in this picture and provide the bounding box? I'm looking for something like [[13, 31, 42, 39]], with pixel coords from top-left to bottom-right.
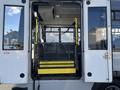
[[3, 6, 24, 50], [45, 27, 74, 43], [88, 7, 107, 50], [44, 27, 80, 43], [45, 28, 59, 43], [61, 28, 74, 43], [112, 10, 120, 21], [112, 10, 120, 51]]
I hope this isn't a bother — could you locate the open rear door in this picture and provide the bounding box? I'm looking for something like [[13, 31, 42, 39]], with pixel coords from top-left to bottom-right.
[[83, 0, 112, 82], [0, 0, 29, 83]]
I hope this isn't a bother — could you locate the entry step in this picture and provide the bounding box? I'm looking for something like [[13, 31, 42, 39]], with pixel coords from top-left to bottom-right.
[[38, 61, 76, 74], [38, 68, 76, 74]]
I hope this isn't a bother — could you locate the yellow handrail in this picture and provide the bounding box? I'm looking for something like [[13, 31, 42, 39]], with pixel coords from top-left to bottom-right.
[[35, 17, 39, 45], [74, 17, 79, 45]]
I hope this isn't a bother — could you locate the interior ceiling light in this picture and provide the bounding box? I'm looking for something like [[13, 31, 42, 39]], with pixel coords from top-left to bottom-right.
[[34, 12, 38, 17]]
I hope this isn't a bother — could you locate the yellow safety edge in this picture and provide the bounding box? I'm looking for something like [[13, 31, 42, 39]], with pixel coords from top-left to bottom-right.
[[39, 61, 74, 64], [38, 68, 76, 74], [40, 64, 74, 68]]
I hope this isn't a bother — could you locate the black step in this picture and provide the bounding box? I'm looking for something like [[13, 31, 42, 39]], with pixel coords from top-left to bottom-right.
[[12, 87, 28, 90]]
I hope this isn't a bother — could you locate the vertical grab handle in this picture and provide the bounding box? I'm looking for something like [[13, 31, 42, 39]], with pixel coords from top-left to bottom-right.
[[74, 18, 79, 70]]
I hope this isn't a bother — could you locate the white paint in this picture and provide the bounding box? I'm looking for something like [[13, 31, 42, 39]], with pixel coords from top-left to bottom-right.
[[0, 0, 29, 84], [83, 0, 113, 82]]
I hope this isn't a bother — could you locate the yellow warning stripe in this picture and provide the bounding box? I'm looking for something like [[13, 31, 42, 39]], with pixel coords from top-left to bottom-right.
[[40, 61, 74, 64], [38, 68, 76, 74], [40, 64, 74, 68]]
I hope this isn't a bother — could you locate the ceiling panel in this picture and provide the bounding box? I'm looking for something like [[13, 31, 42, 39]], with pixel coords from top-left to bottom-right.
[[38, 3, 81, 26]]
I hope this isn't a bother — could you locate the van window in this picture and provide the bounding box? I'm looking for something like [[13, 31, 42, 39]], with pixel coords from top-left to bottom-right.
[[111, 10, 120, 51], [88, 7, 107, 50], [3, 6, 24, 50]]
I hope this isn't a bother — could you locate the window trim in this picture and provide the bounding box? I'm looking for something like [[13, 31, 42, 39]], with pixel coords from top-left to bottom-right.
[[3, 5, 24, 50]]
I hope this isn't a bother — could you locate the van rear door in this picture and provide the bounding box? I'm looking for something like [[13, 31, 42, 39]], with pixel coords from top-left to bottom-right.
[[0, 0, 29, 83], [83, 0, 112, 82]]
